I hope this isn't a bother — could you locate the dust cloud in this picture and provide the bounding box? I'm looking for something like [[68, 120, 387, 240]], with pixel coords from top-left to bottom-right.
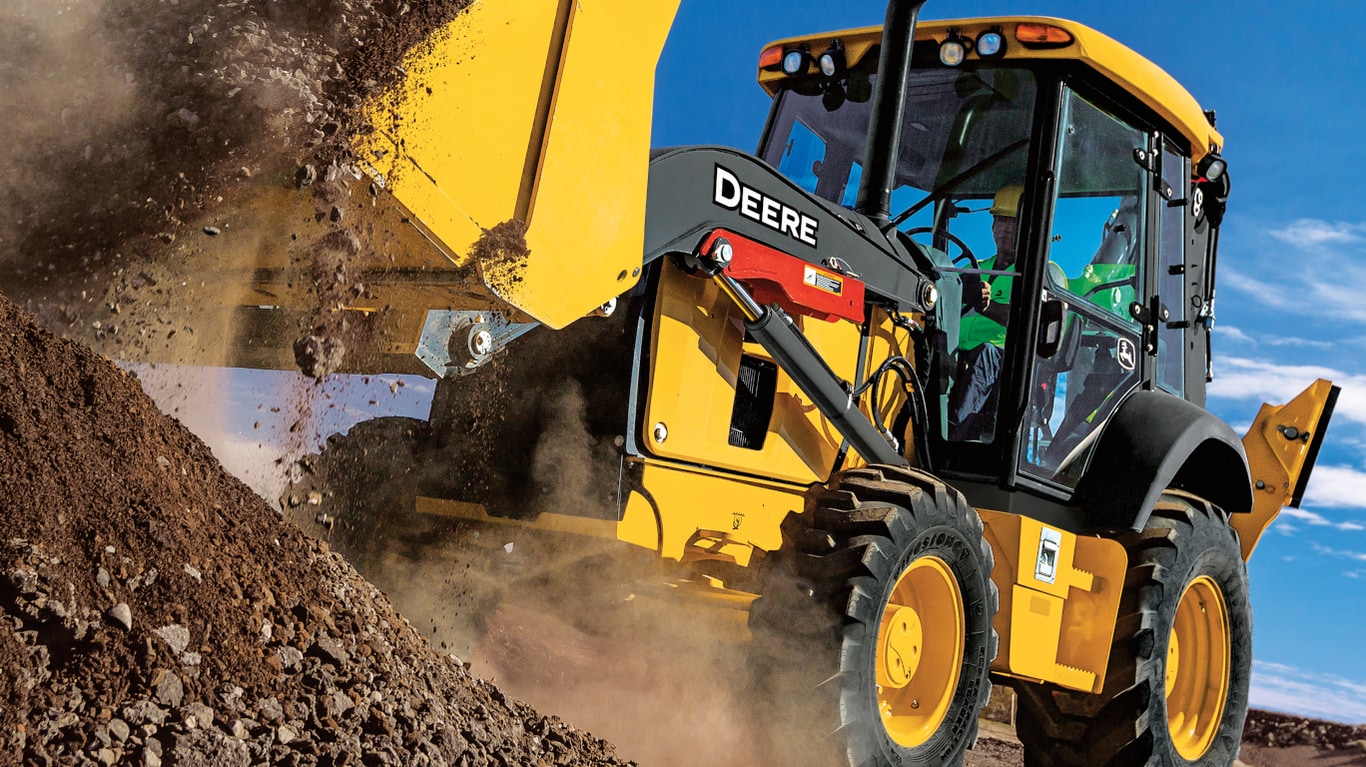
[[284, 368, 812, 767]]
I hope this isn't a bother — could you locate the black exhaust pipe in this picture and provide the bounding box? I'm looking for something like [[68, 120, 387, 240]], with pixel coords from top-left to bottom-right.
[[854, 0, 928, 225]]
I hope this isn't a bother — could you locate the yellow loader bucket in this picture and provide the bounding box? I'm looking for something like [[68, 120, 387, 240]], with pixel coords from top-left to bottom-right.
[[354, 0, 680, 329]]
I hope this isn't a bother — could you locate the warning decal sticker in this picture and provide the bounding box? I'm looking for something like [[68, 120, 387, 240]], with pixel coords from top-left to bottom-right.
[[803, 265, 843, 296]]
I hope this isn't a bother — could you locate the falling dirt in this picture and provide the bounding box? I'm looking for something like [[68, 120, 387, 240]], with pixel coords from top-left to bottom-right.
[[0, 0, 472, 381], [469, 219, 531, 297]]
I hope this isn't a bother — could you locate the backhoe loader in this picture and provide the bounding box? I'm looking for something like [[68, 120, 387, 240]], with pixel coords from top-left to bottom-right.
[[159, 1, 1339, 765]]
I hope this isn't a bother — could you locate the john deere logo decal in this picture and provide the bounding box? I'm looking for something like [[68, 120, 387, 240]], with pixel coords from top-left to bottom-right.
[[713, 165, 819, 247], [1116, 338, 1137, 371]]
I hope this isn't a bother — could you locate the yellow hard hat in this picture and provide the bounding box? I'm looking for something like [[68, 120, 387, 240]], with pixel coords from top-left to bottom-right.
[[990, 184, 1024, 218]]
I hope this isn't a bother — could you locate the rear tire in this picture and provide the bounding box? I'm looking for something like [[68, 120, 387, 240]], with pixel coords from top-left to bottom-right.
[[1013, 494, 1251, 767], [749, 466, 998, 767]]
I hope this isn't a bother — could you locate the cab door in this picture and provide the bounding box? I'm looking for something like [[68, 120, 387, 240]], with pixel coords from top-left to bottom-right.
[[1018, 87, 1151, 488]]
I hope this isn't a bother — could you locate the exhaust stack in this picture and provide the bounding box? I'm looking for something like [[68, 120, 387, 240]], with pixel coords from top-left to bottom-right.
[[854, 0, 928, 225]]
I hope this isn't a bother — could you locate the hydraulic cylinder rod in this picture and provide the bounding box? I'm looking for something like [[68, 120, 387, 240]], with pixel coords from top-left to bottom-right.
[[712, 272, 908, 467]]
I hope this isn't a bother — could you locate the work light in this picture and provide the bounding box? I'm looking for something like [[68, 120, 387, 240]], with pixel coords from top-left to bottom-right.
[[782, 49, 809, 75], [939, 38, 967, 67], [818, 43, 845, 77], [977, 30, 1005, 57]]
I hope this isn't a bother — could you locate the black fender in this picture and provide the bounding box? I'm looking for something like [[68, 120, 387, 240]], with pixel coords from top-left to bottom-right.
[[1071, 390, 1252, 532]]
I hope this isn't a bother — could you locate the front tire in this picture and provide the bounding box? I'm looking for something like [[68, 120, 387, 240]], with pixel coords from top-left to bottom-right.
[[1014, 493, 1251, 767], [748, 466, 998, 767]]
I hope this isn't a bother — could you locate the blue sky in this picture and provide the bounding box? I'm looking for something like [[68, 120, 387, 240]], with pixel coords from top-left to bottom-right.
[[650, 0, 1366, 722]]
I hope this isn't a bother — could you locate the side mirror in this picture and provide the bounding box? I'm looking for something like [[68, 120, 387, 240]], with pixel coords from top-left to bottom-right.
[[1038, 297, 1068, 359]]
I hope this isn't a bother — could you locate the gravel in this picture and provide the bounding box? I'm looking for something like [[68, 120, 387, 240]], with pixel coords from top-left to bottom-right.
[[0, 293, 632, 767]]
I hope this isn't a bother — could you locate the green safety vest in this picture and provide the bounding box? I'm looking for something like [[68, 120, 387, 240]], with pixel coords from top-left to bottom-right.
[[959, 255, 1014, 351]]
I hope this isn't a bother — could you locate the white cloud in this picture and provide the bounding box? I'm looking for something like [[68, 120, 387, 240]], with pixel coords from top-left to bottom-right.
[[1268, 219, 1366, 247], [1217, 325, 1256, 344], [1250, 660, 1366, 723], [1262, 336, 1335, 350], [1224, 217, 1366, 323], [1278, 506, 1365, 530], [1209, 357, 1365, 429], [1310, 542, 1366, 562], [1295, 465, 1366, 511]]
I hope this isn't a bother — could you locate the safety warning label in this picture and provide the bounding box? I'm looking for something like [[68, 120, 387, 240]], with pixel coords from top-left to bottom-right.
[[803, 265, 843, 296]]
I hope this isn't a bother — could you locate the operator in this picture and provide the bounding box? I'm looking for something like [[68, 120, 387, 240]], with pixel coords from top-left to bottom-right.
[[947, 184, 1022, 443]]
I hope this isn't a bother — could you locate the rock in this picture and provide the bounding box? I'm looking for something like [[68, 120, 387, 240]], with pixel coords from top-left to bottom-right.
[[256, 697, 284, 723], [278, 645, 304, 671], [123, 701, 168, 727], [109, 718, 131, 742], [155, 624, 191, 655], [97, 747, 118, 766], [1354, 739, 1366, 753], [151, 669, 184, 708], [182, 564, 202, 582], [277, 724, 297, 744], [292, 334, 346, 380], [96, 568, 111, 588], [203, 226, 222, 236], [296, 164, 318, 188], [169, 728, 249, 767], [182, 702, 215, 729], [310, 633, 349, 665], [107, 602, 133, 631]]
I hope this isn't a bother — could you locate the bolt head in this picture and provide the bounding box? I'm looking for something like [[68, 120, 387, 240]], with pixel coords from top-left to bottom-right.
[[710, 238, 734, 268], [652, 423, 668, 444], [471, 329, 494, 356]]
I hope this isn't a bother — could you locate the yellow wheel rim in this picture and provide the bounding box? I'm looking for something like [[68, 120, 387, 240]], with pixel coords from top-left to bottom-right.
[[875, 556, 964, 748], [1166, 575, 1230, 760]]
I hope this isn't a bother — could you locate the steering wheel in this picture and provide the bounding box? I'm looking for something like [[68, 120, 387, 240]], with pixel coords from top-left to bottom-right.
[[904, 226, 979, 269]]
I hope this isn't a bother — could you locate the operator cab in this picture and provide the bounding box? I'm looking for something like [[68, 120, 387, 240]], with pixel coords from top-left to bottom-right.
[[756, 19, 1225, 515]]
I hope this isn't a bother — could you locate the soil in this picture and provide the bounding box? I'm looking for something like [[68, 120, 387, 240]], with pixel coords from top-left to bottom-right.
[[0, 291, 630, 766]]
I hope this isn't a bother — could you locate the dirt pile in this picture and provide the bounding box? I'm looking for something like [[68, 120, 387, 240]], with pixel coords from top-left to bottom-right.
[[1242, 709, 1366, 751], [0, 291, 629, 766]]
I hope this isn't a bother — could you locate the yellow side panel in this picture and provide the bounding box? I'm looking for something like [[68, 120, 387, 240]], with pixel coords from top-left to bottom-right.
[[354, 0, 680, 329], [1236, 379, 1339, 561], [645, 263, 857, 484], [623, 461, 804, 562], [981, 510, 1126, 694]]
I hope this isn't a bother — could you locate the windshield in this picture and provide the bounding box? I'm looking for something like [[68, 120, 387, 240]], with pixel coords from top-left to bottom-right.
[[759, 66, 1038, 242]]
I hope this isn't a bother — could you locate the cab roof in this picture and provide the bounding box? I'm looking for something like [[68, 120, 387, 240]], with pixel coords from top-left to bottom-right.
[[759, 16, 1222, 162]]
